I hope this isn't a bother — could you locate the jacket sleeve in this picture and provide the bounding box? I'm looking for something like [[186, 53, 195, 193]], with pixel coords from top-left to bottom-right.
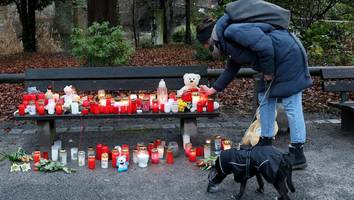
[[215, 14, 230, 52], [212, 58, 241, 92], [224, 24, 275, 76]]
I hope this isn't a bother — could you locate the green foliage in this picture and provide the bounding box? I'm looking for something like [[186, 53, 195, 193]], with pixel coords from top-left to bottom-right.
[[304, 21, 353, 65], [71, 22, 134, 66], [193, 43, 214, 61], [172, 25, 197, 43]]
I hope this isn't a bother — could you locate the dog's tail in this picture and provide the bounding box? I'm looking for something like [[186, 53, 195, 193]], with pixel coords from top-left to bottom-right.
[[283, 153, 296, 193]]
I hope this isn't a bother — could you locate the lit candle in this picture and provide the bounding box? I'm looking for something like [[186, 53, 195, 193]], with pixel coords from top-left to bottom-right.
[[185, 143, 192, 157], [78, 151, 85, 166], [151, 148, 159, 164], [101, 153, 108, 169], [18, 104, 25, 116], [96, 144, 103, 160], [55, 104, 63, 115], [130, 99, 137, 114], [207, 98, 214, 112], [59, 149, 67, 165], [166, 149, 174, 164], [111, 149, 119, 168], [37, 105, 45, 115], [71, 147, 78, 161], [189, 148, 197, 162], [142, 96, 150, 112], [101, 145, 109, 159], [152, 99, 159, 113], [33, 151, 41, 163], [197, 101, 204, 113], [157, 145, 164, 159], [196, 146, 204, 157], [88, 155, 96, 170], [137, 149, 149, 168]]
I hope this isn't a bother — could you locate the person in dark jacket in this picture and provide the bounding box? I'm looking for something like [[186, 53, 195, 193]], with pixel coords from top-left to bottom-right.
[[197, 4, 313, 170]]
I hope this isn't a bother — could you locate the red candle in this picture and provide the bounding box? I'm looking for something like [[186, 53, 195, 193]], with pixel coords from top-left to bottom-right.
[[37, 93, 45, 100], [37, 105, 45, 115], [159, 103, 164, 112], [169, 93, 176, 101], [185, 143, 192, 157], [55, 104, 63, 115], [147, 142, 154, 156], [91, 103, 99, 114], [111, 149, 119, 168], [112, 106, 119, 114], [166, 149, 174, 164], [88, 155, 96, 170], [207, 98, 214, 112], [42, 152, 49, 160], [106, 98, 111, 106], [197, 101, 203, 113], [99, 105, 105, 114], [18, 104, 26, 116], [154, 139, 161, 148], [121, 148, 129, 162], [82, 100, 90, 107], [96, 144, 103, 160], [120, 105, 127, 114], [199, 92, 208, 106], [152, 100, 159, 113], [105, 105, 111, 114], [102, 145, 109, 157], [33, 151, 41, 163], [23, 94, 30, 102], [151, 148, 160, 164], [22, 100, 29, 107], [189, 148, 197, 162], [122, 144, 129, 150], [196, 146, 204, 157], [82, 109, 89, 115], [29, 94, 36, 101], [87, 95, 94, 102]]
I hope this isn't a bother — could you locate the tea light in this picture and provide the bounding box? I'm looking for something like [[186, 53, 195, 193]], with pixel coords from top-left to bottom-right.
[[88, 155, 96, 170], [33, 151, 41, 163], [185, 143, 192, 157], [166, 149, 174, 164], [151, 148, 159, 164], [111, 149, 119, 168], [157, 145, 164, 159], [77, 151, 85, 166], [59, 149, 67, 165], [137, 150, 149, 168], [71, 147, 78, 160], [101, 153, 109, 169], [189, 148, 197, 162]]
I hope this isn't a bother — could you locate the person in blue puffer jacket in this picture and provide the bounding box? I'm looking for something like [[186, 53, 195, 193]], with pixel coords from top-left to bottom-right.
[[197, 13, 313, 170]]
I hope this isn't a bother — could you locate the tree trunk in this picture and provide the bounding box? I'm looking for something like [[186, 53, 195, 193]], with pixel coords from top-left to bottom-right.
[[162, 0, 168, 43], [88, 0, 118, 26], [132, 0, 138, 47], [19, 0, 37, 52], [185, 0, 191, 44]]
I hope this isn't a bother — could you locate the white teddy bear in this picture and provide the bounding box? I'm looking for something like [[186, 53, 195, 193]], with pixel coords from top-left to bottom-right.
[[177, 73, 201, 97]]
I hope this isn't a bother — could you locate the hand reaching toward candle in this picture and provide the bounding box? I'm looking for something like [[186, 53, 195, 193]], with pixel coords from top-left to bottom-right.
[[200, 85, 217, 96]]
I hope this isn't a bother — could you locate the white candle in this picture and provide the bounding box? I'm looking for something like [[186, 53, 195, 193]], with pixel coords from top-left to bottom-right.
[[51, 145, 59, 161], [71, 102, 79, 114], [70, 147, 78, 160], [157, 145, 164, 159], [182, 135, 191, 150], [137, 152, 149, 168], [164, 102, 171, 113], [78, 151, 85, 166], [47, 103, 55, 115]]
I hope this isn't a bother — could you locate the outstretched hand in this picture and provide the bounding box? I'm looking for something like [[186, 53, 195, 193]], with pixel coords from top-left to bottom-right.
[[200, 85, 217, 96]]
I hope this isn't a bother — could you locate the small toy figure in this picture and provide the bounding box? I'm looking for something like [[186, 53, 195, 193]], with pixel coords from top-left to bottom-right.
[[177, 73, 201, 97], [117, 155, 129, 173]]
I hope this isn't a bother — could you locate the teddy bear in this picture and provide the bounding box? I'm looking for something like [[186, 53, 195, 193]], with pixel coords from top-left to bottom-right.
[[177, 73, 201, 97], [117, 155, 129, 173]]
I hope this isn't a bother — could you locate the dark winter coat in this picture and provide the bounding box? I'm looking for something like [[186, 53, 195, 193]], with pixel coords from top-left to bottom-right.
[[219, 146, 284, 184], [212, 14, 313, 98]]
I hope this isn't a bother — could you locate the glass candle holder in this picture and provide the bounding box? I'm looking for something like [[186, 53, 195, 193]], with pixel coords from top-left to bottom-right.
[[96, 144, 103, 160], [47, 103, 55, 115], [166, 149, 174, 164], [88, 155, 95, 170], [137, 150, 149, 168], [33, 151, 41, 163], [164, 102, 171, 113], [214, 136, 222, 153], [59, 149, 67, 166], [185, 143, 192, 157], [182, 135, 191, 150], [207, 98, 214, 112], [18, 104, 26, 116], [167, 141, 179, 157], [71, 101, 79, 114], [28, 101, 36, 115], [152, 99, 159, 113], [37, 105, 45, 115], [171, 102, 179, 113], [196, 146, 204, 157], [42, 152, 49, 160], [151, 148, 160, 164], [189, 148, 197, 162], [121, 148, 130, 162], [142, 97, 150, 112], [154, 139, 161, 148], [88, 147, 95, 157], [78, 151, 85, 167], [204, 144, 211, 159], [147, 142, 154, 157], [55, 104, 63, 115], [51, 145, 59, 161], [157, 145, 164, 159], [98, 90, 105, 100], [133, 149, 139, 164], [71, 147, 78, 161], [101, 153, 108, 169], [111, 149, 119, 168]]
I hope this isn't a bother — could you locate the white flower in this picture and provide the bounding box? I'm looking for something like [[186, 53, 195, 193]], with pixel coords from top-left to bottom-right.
[[198, 8, 205, 14], [10, 163, 21, 172], [20, 163, 31, 172]]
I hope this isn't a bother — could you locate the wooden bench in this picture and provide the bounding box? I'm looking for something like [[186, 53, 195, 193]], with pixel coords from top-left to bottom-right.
[[14, 66, 220, 150], [321, 67, 354, 132]]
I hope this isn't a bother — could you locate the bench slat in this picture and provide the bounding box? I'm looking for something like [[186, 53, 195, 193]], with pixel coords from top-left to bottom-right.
[[25, 66, 208, 80], [328, 102, 354, 112], [323, 80, 354, 92], [14, 112, 220, 120], [321, 67, 354, 79], [25, 78, 209, 92]]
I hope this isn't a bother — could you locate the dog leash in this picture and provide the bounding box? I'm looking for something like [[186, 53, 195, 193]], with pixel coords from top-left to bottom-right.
[[237, 79, 274, 149]]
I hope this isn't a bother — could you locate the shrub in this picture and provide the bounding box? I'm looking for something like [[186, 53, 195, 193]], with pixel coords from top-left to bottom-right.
[[0, 17, 23, 55], [193, 43, 214, 61], [172, 24, 197, 43], [36, 22, 62, 53], [71, 22, 134, 66]]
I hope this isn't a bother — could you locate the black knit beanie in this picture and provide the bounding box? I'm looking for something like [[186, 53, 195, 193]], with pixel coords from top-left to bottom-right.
[[196, 18, 216, 43]]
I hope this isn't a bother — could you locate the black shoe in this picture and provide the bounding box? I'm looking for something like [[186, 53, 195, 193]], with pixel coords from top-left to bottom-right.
[[256, 137, 274, 146], [289, 143, 307, 170]]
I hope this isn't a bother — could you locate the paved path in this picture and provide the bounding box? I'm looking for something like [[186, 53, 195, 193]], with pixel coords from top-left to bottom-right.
[[0, 112, 353, 200]]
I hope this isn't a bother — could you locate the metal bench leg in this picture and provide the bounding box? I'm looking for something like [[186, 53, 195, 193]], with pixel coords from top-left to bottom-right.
[[37, 120, 56, 150], [341, 110, 354, 132], [180, 118, 197, 148]]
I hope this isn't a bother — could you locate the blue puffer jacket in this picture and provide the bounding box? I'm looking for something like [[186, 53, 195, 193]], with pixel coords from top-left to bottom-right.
[[212, 14, 313, 98]]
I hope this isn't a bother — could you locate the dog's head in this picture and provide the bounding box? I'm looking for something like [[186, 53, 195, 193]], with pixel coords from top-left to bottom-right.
[[207, 156, 228, 193]]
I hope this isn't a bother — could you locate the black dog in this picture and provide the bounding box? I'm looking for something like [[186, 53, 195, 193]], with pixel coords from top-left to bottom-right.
[[207, 146, 295, 200]]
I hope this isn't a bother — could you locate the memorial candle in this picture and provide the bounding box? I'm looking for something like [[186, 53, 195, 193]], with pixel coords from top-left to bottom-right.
[[37, 105, 45, 115], [88, 155, 95, 170], [33, 151, 41, 163], [147, 142, 154, 156], [101, 153, 108, 169], [151, 148, 159, 164], [189, 148, 197, 162], [196, 146, 204, 157], [78, 151, 85, 167], [157, 145, 164, 159], [185, 143, 192, 157], [154, 139, 161, 148], [101, 145, 109, 159], [111, 149, 119, 168], [55, 104, 63, 115], [121, 148, 129, 162], [207, 98, 214, 112], [96, 144, 103, 160], [18, 104, 25, 116], [42, 152, 49, 160], [166, 149, 174, 164], [82, 108, 89, 115], [197, 101, 203, 113], [59, 149, 67, 165], [152, 99, 159, 113]]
